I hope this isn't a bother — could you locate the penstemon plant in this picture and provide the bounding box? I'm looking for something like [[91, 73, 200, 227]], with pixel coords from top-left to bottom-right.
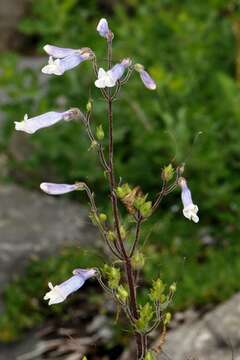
[[14, 18, 199, 360]]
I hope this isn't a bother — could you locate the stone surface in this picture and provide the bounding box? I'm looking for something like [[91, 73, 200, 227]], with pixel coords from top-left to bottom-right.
[[0, 184, 97, 290], [0, 0, 27, 51], [160, 293, 240, 360]]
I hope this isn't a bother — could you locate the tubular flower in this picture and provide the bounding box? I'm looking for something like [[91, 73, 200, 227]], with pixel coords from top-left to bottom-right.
[[179, 177, 199, 223], [97, 18, 111, 39], [14, 108, 80, 134], [134, 64, 156, 90], [40, 182, 85, 195], [95, 59, 131, 88], [44, 268, 96, 305], [42, 45, 93, 75]]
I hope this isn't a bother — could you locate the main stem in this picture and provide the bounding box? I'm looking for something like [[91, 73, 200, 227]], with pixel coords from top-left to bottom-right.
[[106, 40, 146, 359]]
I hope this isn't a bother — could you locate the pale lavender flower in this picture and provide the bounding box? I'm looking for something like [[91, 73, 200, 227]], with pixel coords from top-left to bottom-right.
[[97, 18, 110, 38], [95, 59, 131, 88], [14, 109, 80, 134], [44, 268, 96, 305], [179, 177, 199, 223], [134, 64, 157, 90], [40, 182, 84, 195], [42, 45, 93, 75]]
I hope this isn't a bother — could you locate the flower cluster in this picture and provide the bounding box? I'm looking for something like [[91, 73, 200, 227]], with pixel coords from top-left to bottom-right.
[[14, 17, 200, 360]]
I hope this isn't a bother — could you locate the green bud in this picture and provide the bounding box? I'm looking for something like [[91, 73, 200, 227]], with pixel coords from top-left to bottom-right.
[[86, 100, 92, 112], [120, 225, 127, 239], [136, 303, 154, 331], [133, 195, 147, 209], [96, 124, 104, 141], [107, 230, 116, 241], [150, 279, 166, 302], [117, 285, 129, 303], [132, 251, 145, 269], [162, 164, 174, 182], [89, 140, 98, 150], [170, 282, 177, 293], [164, 312, 172, 326], [103, 265, 120, 289], [134, 63, 144, 72], [99, 213, 107, 222], [144, 351, 155, 360], [116, 183, 132, 199], [160, 294, 166, 303], [82, 357, 88, 360], [139, 201, 152, 218]]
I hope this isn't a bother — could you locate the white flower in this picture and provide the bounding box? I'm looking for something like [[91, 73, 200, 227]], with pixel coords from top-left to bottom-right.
[[40, 182, 84, 195], [44, 269, 96, 305], [42, 45, 93, 76], [95, 60, 130, 89], [95, 68, 116, 88], [14, 109, 79, 134], [179, 177, 199, 223]]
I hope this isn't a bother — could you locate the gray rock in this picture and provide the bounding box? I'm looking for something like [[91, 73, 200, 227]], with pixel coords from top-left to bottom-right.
[[0, 184, 97, 290], [0, 0, 27, 51], [160, 293, 240, 360]]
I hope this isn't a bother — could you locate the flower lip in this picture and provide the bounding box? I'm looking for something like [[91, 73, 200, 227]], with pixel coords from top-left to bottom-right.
[[179, 177, 199, 223]]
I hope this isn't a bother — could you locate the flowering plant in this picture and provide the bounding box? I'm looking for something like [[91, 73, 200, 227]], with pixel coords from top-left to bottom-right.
[[15, 18, 199, 360]]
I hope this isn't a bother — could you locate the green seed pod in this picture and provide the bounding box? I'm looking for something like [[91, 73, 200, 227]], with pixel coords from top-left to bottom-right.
[[107, 230, 116, 241], [132, 251, 145, 269], [96, 124, 104, 141], [164, 312, 172, 325], [144, 351, 155, 360], [117, 285, 129, 303], [86, 100, 92, 112], [162, 164, 174, 182], [99, 213, 107, 222]]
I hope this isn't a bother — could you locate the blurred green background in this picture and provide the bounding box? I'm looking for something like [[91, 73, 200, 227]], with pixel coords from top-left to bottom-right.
[[1, 0, 240, 346]]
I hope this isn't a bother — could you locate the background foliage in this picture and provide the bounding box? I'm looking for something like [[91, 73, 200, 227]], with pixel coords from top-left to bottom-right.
[[1, 0, 240, 340]]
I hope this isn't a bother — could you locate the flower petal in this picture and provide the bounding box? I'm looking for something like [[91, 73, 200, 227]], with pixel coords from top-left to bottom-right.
[[97, 18, 110, 38], [14, 111, 64, 134], [40, 183, 79, 195], [43, 44, 77, 58], [42, 53, 85, 76], [139, 69, 156, 90]]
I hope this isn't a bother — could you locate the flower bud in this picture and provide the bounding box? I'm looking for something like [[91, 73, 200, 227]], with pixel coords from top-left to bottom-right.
[[170, 282, 177, 293], [144, 352, 155, 360], [139, 201, 152, 218], [150, 279, 166, 302], [136, 303, 154, 331], [86, 100, 92, 112], [99, 213, 107, 222], [103, 265, 120, 289], [96, 124, 104, 141], [116, 183, 132, 199], [132, 251, 145, 269], [107, 230, 116, 241], [164, 312, 172, 326], [162, 164, 174, 182], [120, 225, 127, 240], [117, 285, 129, 303]]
